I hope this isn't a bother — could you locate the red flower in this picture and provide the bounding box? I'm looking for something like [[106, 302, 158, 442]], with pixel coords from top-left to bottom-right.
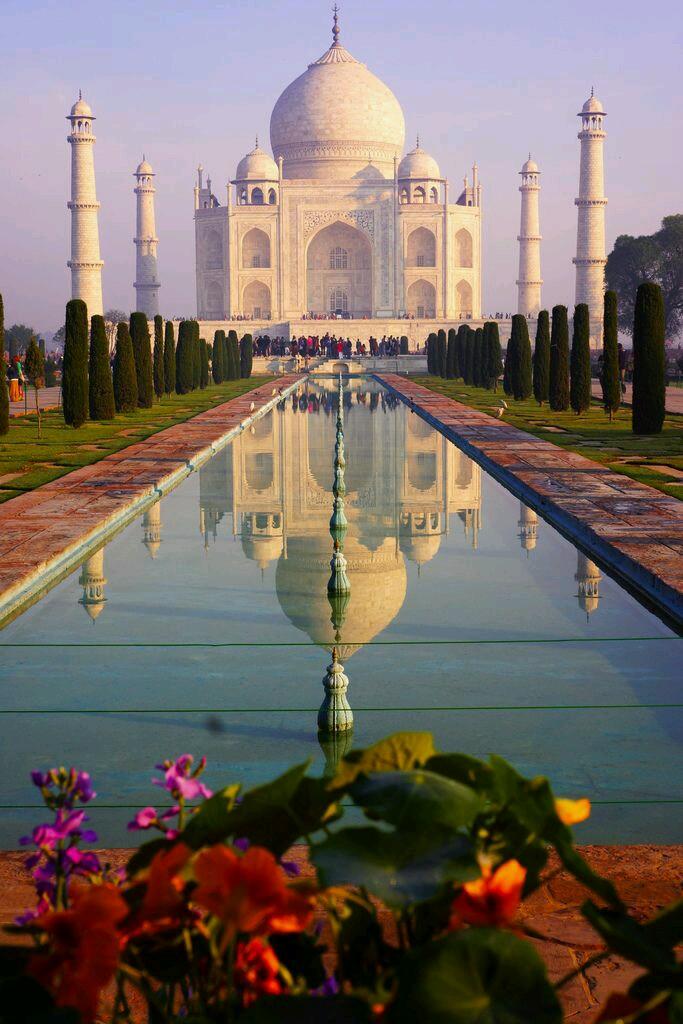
[[193, 845, 313, 948], [594, 993, 670, 1023], [234, 937, 282, 1005], [28, 884, 127, 1023], [450, 859, 526, 929], [139, 842, 191, 922]]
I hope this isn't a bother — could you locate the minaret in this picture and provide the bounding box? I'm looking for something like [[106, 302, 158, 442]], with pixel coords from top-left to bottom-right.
[[133, 157, 160, 317], [573, 89, 607, 349], [66, 92, 104, 317], [516, 156, 542, 316]]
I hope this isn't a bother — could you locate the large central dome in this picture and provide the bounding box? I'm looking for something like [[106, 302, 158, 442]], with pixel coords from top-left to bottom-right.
[[269, 14, 405, 180]]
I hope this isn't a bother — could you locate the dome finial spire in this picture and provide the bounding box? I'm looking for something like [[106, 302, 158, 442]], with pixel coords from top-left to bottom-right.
[[255, 133, 259, 148], [416, 132, 420, 148], [79, 88, 82, 100], [332, 3, 340, 44], [591, 85, 594, 97]]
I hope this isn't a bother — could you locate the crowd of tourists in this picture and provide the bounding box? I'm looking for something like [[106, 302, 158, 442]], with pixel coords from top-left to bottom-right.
[[254, 334, 413, 359]]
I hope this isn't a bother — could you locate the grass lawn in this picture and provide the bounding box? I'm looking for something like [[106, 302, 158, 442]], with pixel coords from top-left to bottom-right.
[[414, 376, 683, 499], [0, 378, 271, 504]]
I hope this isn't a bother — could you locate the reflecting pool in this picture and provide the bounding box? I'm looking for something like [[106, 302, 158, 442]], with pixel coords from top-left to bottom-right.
[[0, 379, 680, 846]]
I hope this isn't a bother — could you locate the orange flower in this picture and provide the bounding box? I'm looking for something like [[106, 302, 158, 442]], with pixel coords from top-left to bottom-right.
[[450, 859, 526, 929], [193, 845, 313, 947], [555, 798, 591, 826], [234, 937, 282, 1005], [28, 884, 127, 1023], [139, 842, 192, 921]]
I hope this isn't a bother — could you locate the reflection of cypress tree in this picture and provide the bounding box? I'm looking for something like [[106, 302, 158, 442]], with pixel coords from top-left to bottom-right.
[[153, 315, 164, 399], [472, 327, 483, 386], [570, 304, 591, 414], [464, 328, 475, 385], [510, 314, 532, 400], [437, 328, 447, 378], [199, 338, 209, 389], [632, 282, 665, 435], [130, 312, 154, 408], [446, 328, 457, 378], [212, 329, 225, 384], [175, 320, 194, 395], [88, 315, 115, 420], [113, 323, 138, 413], [163, 321, 175, 394], [456, 325, 467, 380], [533, 310, 550, 405], [601, 292, 620, 421], [62, 299, 89, 428], [0, 293, 10, 435], [549, 305, 570, 411], [240, 334, 253, 378]]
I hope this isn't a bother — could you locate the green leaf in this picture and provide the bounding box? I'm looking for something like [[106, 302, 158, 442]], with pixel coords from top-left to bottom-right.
[[426, 753, 493, 792], [241, 995, 372, 1023], [335, 899, 396, 988], [177, 783, 241, 849], [269, 932, 326, 990], [331, 732, 437, 789], [350, 770, 483, 831], [387, 928, 562, 1024], [311, 826, 478, 909], [582, 901, 678, 977], [126, 836, 175, 877]]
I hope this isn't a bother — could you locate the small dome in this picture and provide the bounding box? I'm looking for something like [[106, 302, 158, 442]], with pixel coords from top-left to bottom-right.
[[136, 156, 153, 175], [521, 155, 538, 173], [236, 142, 279, 181], [581, 93, 605, 114], [398, 143, 441, 180], [70, 95, 93, 118]]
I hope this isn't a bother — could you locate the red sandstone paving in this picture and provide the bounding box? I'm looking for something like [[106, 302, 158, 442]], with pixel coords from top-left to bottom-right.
[[0, 845, 680, 1022], [379, 375, 683, 618]]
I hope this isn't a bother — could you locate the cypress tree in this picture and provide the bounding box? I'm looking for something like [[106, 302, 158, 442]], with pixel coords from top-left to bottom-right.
[[225, 330, 238, 380], [456, 325, 467, 380], [153, 315, 165, 399], [163, 321, 176, 394], [113, 323, 138, 413], [601, 291, 620, 422], [88, 315, 115, 420], [240, 334, 253, 378], [212, 329, 225, 384], [472, 327, 484, 386], [632, 282, 665, 434], [437, 328, 447, 378], [480, 325, 491, 388], [62, 299, 89, 428], [400, 335, 409, 355], [464, 328, 475, 385], [199, 338, 209, 389], [426, 332, 437, 374], [129, 312, 154, 408], [549, 305, 570, 411], [533, 310, 551, 406], [175, 320, 194, 395], [191, 324, 201, 390], [570, 304, 591, 414], [0, 293, 9, 435], [24, 336, 45, 436], [485, 321, 503, 392], [222, 332, 230, 380], [446, 328, 457, 379], [510, 315, 532, 400], [503, 330, 514, 396]]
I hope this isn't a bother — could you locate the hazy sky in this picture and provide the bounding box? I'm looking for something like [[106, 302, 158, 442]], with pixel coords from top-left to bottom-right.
[[1, 0, 680, 334]]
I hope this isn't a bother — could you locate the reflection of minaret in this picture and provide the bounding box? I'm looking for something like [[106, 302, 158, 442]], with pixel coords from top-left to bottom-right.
[[517, 501, 538, 555], [142, 500, 162, 559], [78, 549, 107, 622], [575, 552, 601, 619], [199, 448, 231, 547]]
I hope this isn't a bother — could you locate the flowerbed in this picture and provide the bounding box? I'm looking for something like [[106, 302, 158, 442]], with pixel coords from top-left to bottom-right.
[[0, 733, 680, 1023]]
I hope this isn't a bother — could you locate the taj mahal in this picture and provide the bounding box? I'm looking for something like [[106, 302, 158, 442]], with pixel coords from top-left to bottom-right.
[[66, 9, 609, 347]]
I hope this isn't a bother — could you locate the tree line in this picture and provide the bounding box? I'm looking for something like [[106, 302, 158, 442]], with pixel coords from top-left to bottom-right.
[[425, 283, 667, 434], [0, 298, 254, 435]]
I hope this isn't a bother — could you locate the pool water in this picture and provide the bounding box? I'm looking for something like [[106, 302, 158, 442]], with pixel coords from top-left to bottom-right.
[[0, 378, 680, 846]]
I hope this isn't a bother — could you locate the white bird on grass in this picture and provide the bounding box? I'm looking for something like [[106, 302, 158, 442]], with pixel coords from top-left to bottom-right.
[[493, 399, 508, 419], [250, 401, 255, 412]]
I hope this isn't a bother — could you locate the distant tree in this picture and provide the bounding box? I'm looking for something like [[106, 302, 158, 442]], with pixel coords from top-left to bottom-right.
[[44, 356, 58, 387], [532, 310, 550, 406], [104, 309, 128, 354], [601, 291, 621, 421], [175, 321, 194, 395], [570, 304, 591, 414], [153, 315, 165, 399], [632, 282, 666, 434], [0, 293, 8, 435], [472, 328, 484, 386], [163, 321, 176, 394], [549, 305, 570, 411], [437, 329, 447, 378], [113, 323, 138, 413], [6, 324, 34, 359], [52, 324, 66, 351], [212, 330, 225, 384], [240, 334, 253, 378], [88, 315, 115, 421], [426, 332, 437, 375], [485, 321, 503, 392], [606, 215, 683, 339], [129, 312, 154, 408], [23, 336, 45, 437], [446, 328, 457, 379], [509, 315, 532, 400], [199, 338, 209, 389], [464, 327, 475, 385], [456, 325, 468, 380], [400, 335, 409, 355], [62, 299, 89, 428]]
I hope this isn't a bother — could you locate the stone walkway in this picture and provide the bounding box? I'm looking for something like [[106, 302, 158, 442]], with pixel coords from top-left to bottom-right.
[[591, 381, 683, 415], [0, 376, 300, 625], [377, 374, 683, 625], [8, 385, 61, 417], [0, 844, 679, 1021]]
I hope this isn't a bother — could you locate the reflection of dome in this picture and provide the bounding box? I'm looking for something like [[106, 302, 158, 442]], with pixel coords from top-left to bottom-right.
[[236, 142, 279, 181], [399, 533, 441, 566], [276, 534, 406, 659], [241, 533, 284, 570], [575, 554, 601, 618], [270, 15, 405, 179], [398, 143, 440, 180]]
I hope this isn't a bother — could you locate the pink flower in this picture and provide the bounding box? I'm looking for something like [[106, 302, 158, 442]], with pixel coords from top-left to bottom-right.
[[127, 807, 158, 832]]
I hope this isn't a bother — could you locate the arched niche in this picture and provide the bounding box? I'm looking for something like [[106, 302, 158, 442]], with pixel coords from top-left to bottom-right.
[[454, 228, 473, 267], [242, 228, 271, 269], [305, 220, 372, 317], [406, 227, 436, 268], [242, 280, 271, 319], [406, 278, 436, 318]]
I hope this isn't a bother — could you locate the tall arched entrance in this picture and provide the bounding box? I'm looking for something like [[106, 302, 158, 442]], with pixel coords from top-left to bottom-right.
[[306, 221, 372, 317]]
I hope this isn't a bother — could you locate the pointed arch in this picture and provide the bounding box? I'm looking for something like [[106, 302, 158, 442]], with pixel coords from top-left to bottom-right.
[[242, 228, 270, 269], [407, 227, 436, 268], [454, 228, 473, 267]]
